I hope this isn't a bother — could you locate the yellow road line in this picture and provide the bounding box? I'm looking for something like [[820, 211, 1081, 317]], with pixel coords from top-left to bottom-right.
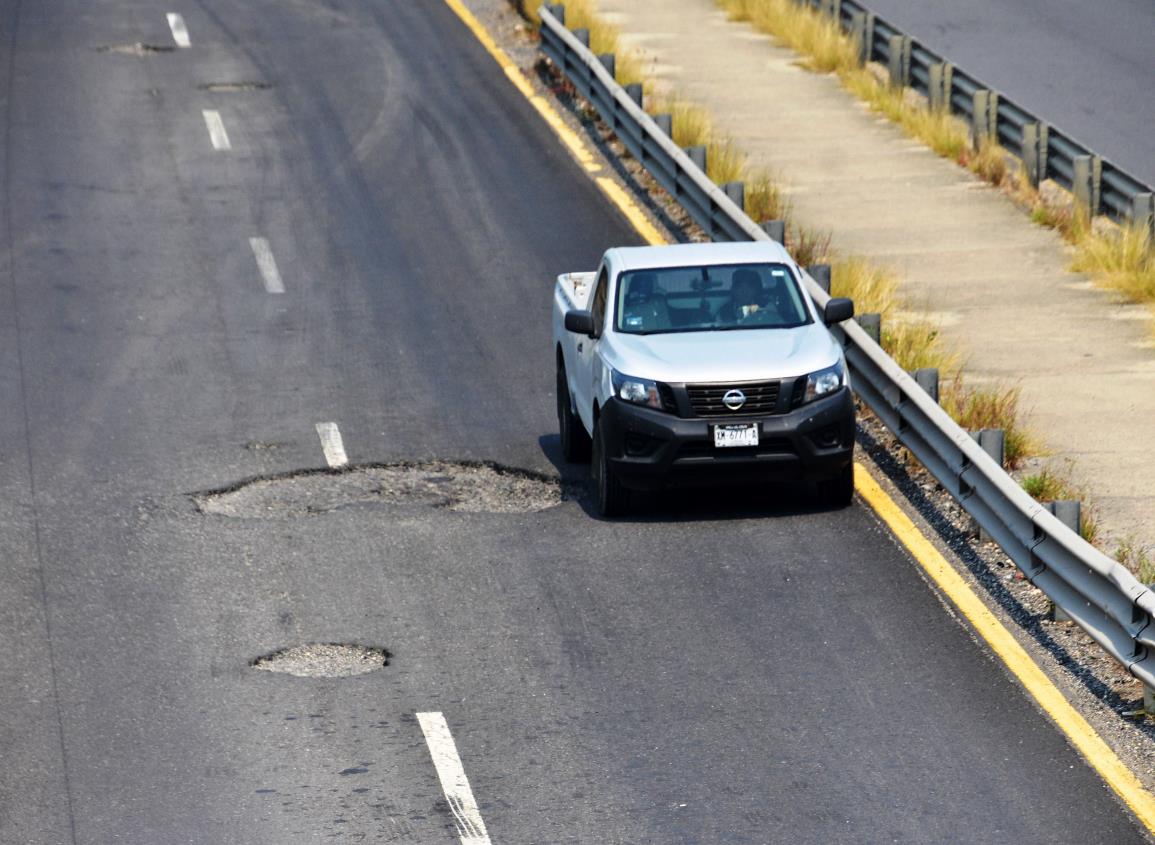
[[443, 0, 1155, 830], [855, 463, 1155, 832], [442, 0, 665, 246]]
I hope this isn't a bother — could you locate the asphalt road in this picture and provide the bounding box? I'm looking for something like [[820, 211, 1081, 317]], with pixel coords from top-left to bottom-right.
[[0, 0, 1150, 842], [860, 0, 1155, 188]]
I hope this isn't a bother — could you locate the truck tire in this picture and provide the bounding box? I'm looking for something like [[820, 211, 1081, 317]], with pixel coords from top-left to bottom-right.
[[817, 462, 854, 509], [591, 418, 630, 517], [557, 358, 591, 462]]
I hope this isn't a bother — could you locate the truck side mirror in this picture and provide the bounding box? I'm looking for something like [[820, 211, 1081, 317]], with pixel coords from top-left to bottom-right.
[[823, 297, 854, 325], [565, 309, 597, 337]]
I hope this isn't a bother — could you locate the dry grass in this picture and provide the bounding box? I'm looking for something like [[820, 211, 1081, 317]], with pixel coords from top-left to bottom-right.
[[1115, 536, 1155, 583], [962, 137, 1010, 186], [1019, 467, 1100, 543], [706, 138, 747, 185], [786, 225, 832, 266], [1071, 223, 1155, 307], [940, 377, 1035, 469], [719, 0, 858, 74], [744, 171, 788, 223]]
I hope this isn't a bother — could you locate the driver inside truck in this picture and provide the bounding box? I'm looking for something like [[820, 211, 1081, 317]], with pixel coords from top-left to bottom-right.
[[621, 272, 670, 332], [718, 267, 769, 323]]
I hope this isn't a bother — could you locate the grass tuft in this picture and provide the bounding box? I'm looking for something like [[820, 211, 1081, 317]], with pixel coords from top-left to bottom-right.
[[785, 225, 832, 266], [1070, 223, 1155, 306], [941, 378, 1034, 469], [1115, 536, 1155, 583], [744, 170, 788, 223]]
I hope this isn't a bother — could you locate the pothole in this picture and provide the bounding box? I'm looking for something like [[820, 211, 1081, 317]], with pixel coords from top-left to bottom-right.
[[252, 644, 389, 678], [195, 461, 576, 518], [96, 43, 176, 56], [197, 81, 272, 92]]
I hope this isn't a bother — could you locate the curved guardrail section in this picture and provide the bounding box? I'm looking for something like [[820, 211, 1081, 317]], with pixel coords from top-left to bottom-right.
[[538, 4, 1155, 688]]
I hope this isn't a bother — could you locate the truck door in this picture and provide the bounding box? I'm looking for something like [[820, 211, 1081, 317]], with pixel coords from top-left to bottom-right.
[[574, 266, 609, 433]]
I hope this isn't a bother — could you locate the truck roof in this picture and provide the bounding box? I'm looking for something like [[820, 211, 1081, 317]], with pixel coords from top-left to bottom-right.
[[607, 240, 794, 272]]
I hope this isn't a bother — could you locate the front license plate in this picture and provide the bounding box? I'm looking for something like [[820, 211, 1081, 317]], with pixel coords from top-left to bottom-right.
[[713, 423, 759, 448]]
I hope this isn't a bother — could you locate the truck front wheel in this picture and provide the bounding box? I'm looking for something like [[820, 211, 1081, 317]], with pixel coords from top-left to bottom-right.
[[591, 419, 630, 517], [816, 462, 854, 509], [557, 359, 591, 462]]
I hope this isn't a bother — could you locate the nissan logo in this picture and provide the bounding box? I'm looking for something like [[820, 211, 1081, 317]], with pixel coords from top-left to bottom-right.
[[722, 389, 746, 411]]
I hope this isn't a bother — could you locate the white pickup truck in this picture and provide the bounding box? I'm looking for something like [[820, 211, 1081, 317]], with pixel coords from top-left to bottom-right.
[[553, 241, 856, 516]]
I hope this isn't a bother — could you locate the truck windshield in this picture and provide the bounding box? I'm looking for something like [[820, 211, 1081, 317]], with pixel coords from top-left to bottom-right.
[[614, 263, 811, 335]]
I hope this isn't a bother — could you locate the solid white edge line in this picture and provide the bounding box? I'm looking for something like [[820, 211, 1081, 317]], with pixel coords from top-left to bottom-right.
[[202, 110, 231, 151], [314, 422, 348, 468], [416, 712, 493, 845], [249, 237, 285, 294], [166, 13, 191, 48]]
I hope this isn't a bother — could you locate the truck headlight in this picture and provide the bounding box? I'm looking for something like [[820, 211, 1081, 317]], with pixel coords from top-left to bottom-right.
[[612, 369, 670, 411], [803, 360, 847, 403]]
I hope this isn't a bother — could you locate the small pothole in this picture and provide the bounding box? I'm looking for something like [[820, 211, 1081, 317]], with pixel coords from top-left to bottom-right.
[[196, 461, 576, 518], [96, 43, 176, 56], [252, 644, 389, 678], [198, 81, 272, 92]]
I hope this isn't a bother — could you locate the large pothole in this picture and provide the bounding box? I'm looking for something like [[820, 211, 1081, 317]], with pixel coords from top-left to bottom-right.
[[253, 644, 389, 678], [196, 461, 576, 518]]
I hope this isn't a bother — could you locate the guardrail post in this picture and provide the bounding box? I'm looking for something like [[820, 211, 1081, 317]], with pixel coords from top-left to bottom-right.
[[624, 83, 643, 107], [1022, 123, 1050, 188], [928, 62, 953, 111], [968, 429, 1004, 542], [762, 220, 786, 244], [685, 145, 707, 174], [597, 53, 615, 78], [572, 27, 590, 48], [1072, 155, 1103, 217], [653, 113, 673, 137], [1145, 686, 1155, 716], [887, 34, 912, 89], [857, 313, 881, 344], [723, 181, 744, 212], [848, 10, 875, 65], [819, 0, 841, 21], [807, 263, 831, 294], [546, 3, 565, 24], [1131, 193, 1154, 238], [971, 90, 998, 148], [1046, 500, 1082, 622], [913, 368, 939, 403]]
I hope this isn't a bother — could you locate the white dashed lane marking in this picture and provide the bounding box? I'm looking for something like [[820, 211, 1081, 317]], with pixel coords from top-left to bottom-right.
[[166, 13, 191, 48], [202, 110, 231, 150], [249, 237, 285, 293], [417, 712, 493, 845], [315, 422, 348, 468]]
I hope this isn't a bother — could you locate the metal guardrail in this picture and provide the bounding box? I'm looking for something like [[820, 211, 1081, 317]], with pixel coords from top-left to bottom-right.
[[538, 5, 1155, 689], [820, 0, 1155, 233]]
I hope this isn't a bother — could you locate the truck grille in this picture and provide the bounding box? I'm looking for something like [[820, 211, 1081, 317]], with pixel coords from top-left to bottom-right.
[[687, 381, 780, 417]]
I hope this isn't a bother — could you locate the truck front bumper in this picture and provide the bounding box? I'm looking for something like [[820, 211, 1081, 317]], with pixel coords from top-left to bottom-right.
[[600, 389, 855, 492]]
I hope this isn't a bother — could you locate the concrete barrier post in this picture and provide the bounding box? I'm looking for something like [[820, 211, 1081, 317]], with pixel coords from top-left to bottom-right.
[[1022, 123, 1050, 188], [1131, 193, 1154, 238], [807, 263, 832, 294], [1047, 500, 1082, 622], [1073, 155, 1103, 217], [761, 220, 786, 244], [653, 113, 673, 137], [971, 90, 998, 148], [723, 181, 744, 212], [858, 313, 881, 344], [887, 34, 911, 89], [913, 368, 939, 403], [848, 10, 875, 66], [928, 62, 953, 111], [686, 145, 707, 174]]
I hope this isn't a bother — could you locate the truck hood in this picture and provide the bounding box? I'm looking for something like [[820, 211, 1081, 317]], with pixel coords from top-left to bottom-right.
[[603, 325, 840, 383]]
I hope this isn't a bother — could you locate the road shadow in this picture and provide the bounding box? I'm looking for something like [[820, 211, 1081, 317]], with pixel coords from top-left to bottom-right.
[[538, 434, 841, 523]]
